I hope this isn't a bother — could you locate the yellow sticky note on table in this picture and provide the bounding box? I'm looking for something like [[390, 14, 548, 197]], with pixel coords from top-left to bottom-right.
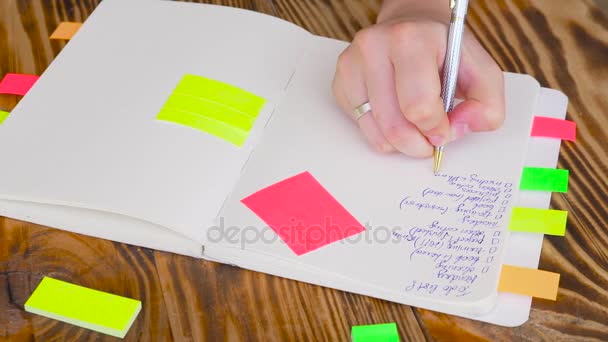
[[156, 74, 265, 147], [50, 22, 82, 40], [0, 110, 9, 124], [498, 265, 560, 300], [24, 277, 141, 338], [509, 207, 568, 236]]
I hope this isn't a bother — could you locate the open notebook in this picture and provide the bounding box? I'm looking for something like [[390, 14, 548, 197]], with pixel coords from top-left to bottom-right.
[[0, 0, 567, 326]]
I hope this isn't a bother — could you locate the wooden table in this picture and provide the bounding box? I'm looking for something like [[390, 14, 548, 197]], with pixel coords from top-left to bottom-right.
[[1, 0, 607, 340]]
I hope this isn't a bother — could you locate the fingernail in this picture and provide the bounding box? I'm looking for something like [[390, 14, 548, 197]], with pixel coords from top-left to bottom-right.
[[428, 135, 444, 146], [450, 122, 470, 141]]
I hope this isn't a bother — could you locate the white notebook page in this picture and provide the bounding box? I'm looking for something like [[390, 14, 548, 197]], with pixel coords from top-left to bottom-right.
[[0, 0, 312, 243], [216, 37, 540, 315], [206, 85, 566, 325]]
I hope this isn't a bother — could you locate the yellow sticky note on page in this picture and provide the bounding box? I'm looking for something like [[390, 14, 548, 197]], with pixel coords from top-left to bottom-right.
[[24, 277, 141, 338], [157, 74, 265, 147], [50, 22, 82, 40], [174, 74, 265, 117], [498, 265, 560, 300], [157, 107, 249, 147]]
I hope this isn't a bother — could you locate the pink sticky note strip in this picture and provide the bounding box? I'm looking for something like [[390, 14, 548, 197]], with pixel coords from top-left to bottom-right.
[[241, 171, 365, 256], [0, 73, 39, 96], [531, 116, 576, 141]]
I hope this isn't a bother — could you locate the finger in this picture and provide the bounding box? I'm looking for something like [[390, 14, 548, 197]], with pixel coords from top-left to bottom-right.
[[391, 35, 449, 146], [333, 46, 366, 121], [355, 31, 433, 158], [449, 32, 505, 135], [333, 46, 395, 152], [335, 85, 395, 153], [358, 113, 396, 153], [332, 68, 357, 119]]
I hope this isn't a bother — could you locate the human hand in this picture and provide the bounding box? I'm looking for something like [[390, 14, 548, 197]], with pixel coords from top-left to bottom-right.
[[332, 0, 505, 157]]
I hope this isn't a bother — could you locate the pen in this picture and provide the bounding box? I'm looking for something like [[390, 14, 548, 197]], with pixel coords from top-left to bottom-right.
[[434, 0, 469, 174]]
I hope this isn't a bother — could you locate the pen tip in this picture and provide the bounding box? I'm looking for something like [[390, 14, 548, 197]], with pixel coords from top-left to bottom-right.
[[433, 148, 444, 174]]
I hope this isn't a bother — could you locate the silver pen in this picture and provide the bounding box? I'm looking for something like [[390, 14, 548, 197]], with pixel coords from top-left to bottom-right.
[[434, 0, 469, 173]]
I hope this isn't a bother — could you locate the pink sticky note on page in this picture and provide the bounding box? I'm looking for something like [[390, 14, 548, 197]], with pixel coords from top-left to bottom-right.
[[531, 116, 576, 141], [241, 171, 365, 256], [0, 73, 39, 96]]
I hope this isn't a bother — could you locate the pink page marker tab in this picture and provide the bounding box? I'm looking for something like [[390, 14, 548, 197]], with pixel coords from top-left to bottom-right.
[[531, 116, 576, 141], [241, 171, 365, 256], [0, 73, 39, 96]]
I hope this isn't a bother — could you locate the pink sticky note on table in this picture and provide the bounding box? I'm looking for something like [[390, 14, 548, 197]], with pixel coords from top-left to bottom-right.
[[530, 116, 576, 141], [0, 73, 39, 96], [241, 171, 365, 256]]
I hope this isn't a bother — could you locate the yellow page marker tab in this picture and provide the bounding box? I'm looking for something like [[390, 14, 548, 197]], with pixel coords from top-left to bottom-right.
[[498, 265, 560, 300], [50, 22, 83, 40], [0, 110, 9, 124], [509, 207, 567, 236], [25, 277, 141, 338]]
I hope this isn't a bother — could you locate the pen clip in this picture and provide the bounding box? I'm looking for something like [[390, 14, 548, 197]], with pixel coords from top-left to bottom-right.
[[450, 0, 456, 9]]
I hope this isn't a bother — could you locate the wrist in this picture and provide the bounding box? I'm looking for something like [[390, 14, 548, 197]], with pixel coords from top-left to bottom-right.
[[377, 0, 452, 24]]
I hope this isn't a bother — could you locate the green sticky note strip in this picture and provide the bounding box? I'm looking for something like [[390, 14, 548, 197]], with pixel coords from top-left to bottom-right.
[[509, 207, 568, 236], [157, 74, 265, 147], [24, 277, 141, 338], [520, 167, 569, 192], [351, 323, 400, 342], [0, 110, 9, 124]]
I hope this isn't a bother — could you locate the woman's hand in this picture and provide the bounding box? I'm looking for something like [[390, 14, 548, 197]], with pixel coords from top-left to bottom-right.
[[332, 0, 505, 157]]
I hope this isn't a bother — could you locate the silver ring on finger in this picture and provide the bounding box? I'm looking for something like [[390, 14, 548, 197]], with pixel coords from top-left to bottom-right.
[[353, 101, 372, 120]]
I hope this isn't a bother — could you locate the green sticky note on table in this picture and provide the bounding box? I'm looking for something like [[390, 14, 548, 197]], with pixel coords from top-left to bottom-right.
[[509, 207, 568, 236], [520, 167, 569, 192], [157, 74, 265, 147], [24, 277, 141, 338], [0, 110, 9, 124], [351, 323, 400, 342]]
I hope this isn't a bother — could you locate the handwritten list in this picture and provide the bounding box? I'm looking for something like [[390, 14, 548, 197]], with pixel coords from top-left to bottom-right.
[[394, 173, 513, 299]]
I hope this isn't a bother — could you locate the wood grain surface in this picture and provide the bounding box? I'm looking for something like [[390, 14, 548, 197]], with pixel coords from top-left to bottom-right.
[[1, 0, 607, 341]]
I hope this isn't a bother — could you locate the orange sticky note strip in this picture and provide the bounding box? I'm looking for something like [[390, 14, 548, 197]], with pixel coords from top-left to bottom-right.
[[498, 265, 560, 300], [50, 22, 82, 40]]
